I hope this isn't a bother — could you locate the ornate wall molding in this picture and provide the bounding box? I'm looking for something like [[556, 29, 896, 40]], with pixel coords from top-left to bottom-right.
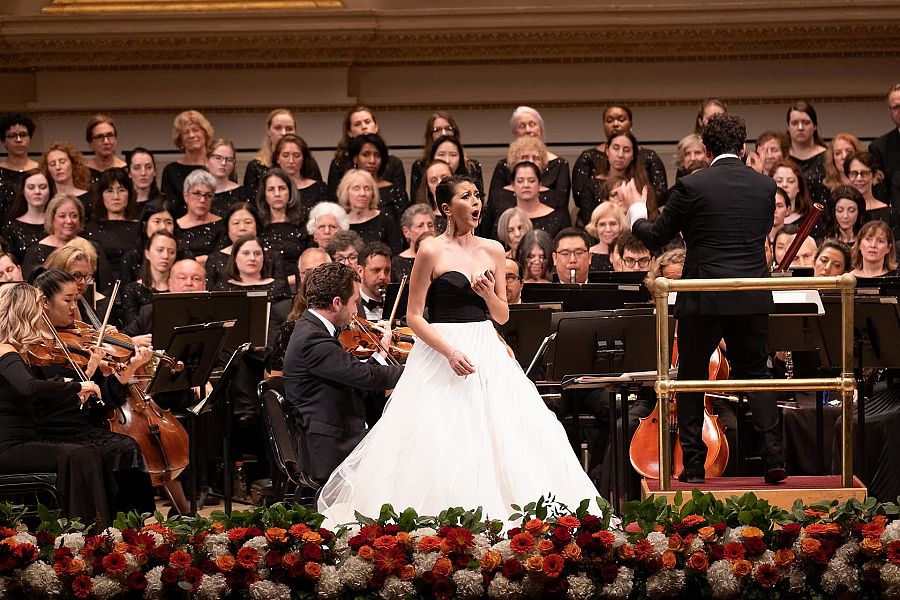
[[3, 3, 900, 71], [41, 0, 341, 13]]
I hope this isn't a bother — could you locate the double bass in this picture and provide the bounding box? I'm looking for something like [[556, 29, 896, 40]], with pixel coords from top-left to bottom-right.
[[629, 339, 730, 479]]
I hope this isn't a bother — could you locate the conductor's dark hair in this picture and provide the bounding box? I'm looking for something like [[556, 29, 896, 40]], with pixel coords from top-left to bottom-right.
[[701, 113, 747, 157], [303, 262, 360, 310]]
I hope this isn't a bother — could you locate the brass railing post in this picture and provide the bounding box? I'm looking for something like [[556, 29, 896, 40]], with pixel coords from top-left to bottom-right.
[[649, 275, 856, 492], [653, 278, 672, 491]]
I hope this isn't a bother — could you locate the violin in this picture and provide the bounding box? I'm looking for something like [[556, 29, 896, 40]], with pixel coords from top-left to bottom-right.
[[629, 339, 731, 479], [338, 316, 413, 365]]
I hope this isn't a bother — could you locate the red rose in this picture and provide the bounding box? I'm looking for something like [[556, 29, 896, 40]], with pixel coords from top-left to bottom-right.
[[781, 523, 801, 536], [421, 571, 435, 585], [551, 526, 572, 547], [161, 566, 180, 585], [302, 543, 324, 562], [54, 547, 73, 560], [127, 571, 148, 590], [318, 527, 334, 542], [712, 522, 727, 534], [432, 577, 453, 600], [744, 537, 766, 555], [599, 562, 619, 583], [183, 567, 204, 592], [36, 531, 55, 546], [507, 527, 522, 539], [502, 558, 525, 580], [71, 575, 92, 599], [575, 533, 593, 548], [454, 554, 470, 569], [645, 557, 662, 573], [151, 546, 170, 562], [811, 550, 830, 565], [265, 550, 283, 568]]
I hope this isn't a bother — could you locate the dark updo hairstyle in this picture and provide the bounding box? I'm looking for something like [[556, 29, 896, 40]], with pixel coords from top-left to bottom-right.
[[510, 160, 542, 183], [8, 168, 56, 220], [435, 174, 478, 217], [347, 133, 390, 178], [31, 267, 77, 299], [91, 167, 138, 221]]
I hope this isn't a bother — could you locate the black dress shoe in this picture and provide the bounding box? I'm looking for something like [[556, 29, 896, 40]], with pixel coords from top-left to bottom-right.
[[677, 469, 705, 484], [764, 465, 787, 484]]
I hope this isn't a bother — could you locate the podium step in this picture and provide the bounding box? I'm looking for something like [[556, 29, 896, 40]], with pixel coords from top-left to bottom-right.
[[641, 475, 866, 510]]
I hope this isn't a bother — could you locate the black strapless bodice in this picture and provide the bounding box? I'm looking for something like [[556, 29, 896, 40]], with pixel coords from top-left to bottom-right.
[[426, 271, 489, 323]]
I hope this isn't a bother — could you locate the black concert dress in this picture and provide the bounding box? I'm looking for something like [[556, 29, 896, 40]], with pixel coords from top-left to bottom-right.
[[21, 239, 114, 292], [530, 208, 572, 239], [488, 157, 571, 211], [316, 271, 601, 527], [297, 180, 330, 224], [350, 213, 404, 256], [0, 167, 26, 220], [161, 163, 207, 216], [260, 222, 308, 279], [590, 252, 613, 272], [1, 219, 44, 265], [326, 155, 407, 201], [174, 219, 226, 260], [0, 351, 116, 526], [212, 186, 248, 218], [83, 220, 142, 285], [391, 255, 415, 283], [378, 184, 410, 222], [480, 187, 563, 241], [791, 152, 831, 207], [114, 281, 156, 328]]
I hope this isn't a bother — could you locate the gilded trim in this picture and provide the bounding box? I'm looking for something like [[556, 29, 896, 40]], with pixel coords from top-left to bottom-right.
[[42, 0, 342, 13]]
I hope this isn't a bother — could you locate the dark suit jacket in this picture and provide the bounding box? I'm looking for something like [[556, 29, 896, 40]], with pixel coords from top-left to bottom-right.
[[632, 156, 775, 316], [283, 310, 403, 482], [870, 128, 900, 204]]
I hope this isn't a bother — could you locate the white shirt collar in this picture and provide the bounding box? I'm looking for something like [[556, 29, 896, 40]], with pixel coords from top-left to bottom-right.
[[710, 153, 739, 165], [308, 308, 336, 337]]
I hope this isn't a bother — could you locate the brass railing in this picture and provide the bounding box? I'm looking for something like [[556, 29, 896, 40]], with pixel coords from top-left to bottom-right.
[[651, 274, 857, 490]]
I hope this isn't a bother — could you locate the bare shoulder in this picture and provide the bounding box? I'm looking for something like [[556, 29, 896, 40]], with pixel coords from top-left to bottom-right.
[[0, 343, 19, 357], [417, 234, 444, 257], [478, 237, 505, 257]]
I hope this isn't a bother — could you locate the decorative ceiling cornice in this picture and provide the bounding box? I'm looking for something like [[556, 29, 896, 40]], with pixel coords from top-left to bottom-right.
[[3, 3, 900, 71]]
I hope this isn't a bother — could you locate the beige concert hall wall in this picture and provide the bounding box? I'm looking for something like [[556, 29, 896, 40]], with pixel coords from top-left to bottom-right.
[[2, 0, 899, 184]]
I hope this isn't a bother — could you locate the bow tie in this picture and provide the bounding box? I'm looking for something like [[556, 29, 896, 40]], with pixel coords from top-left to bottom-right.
[[362, 298, 383, 311]]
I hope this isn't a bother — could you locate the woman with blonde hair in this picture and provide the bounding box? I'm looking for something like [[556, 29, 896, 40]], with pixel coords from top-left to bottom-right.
[[160, 109, 214, 205], [337, 169, 403, 254], [0, 281, 113, 526], [586, 201, 627, 272]]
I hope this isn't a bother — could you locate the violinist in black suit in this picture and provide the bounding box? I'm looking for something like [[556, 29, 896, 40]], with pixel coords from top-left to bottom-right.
[[283, 262, 403, 484], [622, 113, 784, 485]]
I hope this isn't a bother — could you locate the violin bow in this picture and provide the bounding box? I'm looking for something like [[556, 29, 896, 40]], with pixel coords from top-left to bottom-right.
[[41, 313, 95, 409], [94, 279, 120, 352], [351, 316, 400, 367], [387, 275, 408, 328]]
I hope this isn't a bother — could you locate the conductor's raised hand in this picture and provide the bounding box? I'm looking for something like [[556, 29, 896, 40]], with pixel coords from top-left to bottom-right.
[[447, 349, 476, 377], [618, 178, 648, 209], [471, 269, 496, 301]]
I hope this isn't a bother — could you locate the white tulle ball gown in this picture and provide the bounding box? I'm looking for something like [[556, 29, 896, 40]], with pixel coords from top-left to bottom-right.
[[317, 271, 601, 527]]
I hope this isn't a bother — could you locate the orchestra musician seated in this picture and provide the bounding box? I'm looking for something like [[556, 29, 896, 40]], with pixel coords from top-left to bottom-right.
[[613, 231, 653, 272], [551, 228, 592, 284], [356, 242, 392, 322], [505, 258, 523, 305]]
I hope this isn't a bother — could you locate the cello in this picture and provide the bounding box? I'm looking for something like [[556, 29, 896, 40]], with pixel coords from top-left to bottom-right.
[[79, 293, 190, 486], [629, 338, 731, 479]]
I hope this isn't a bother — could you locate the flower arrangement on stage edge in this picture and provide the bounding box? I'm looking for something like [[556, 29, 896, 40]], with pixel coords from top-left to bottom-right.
[[0, 491, 899, 598]]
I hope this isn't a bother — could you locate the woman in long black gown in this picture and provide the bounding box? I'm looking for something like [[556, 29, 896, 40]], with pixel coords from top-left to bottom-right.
[[32, 269, 156, 516], [0, 282, 114, 527], [83, 168, 142, 285], [160, 110, 214, 210]]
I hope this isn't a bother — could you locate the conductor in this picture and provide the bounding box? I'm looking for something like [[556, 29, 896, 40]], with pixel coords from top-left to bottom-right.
[[622, 113, 785, 485]]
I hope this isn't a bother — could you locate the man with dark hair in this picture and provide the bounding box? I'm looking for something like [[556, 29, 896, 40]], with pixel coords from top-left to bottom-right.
[[504, 257, 524, 304], [283, 262, 404, 484], [613, 232, 652, 272], [551, 227, 592, 283], [622, 112, 783, 484], [326, 230, 365, 268], [869, 83, 900, 204], [356, 241, 392, 320]]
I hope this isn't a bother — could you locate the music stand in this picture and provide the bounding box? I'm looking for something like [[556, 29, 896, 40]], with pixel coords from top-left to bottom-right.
[[188, 342, 252, 516], [381, 283, 409, 322], [547, 309, 672, 511], [152, 291, 270, 352], [499, 302, 562, 371], [522, 282, 651, 312]]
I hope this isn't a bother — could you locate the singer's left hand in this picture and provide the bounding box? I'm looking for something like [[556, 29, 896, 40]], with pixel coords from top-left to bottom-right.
[[472, 270, 496, 300]]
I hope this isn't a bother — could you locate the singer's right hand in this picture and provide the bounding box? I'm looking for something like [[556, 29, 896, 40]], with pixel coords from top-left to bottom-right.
[[78, 381, 102, 405], [447, 349, 476, 377]]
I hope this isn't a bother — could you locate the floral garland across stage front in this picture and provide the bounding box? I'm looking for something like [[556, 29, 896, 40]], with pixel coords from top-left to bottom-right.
[[0, 491, 899, 599]]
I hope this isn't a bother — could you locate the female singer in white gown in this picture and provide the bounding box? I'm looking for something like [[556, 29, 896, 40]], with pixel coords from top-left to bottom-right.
[[317, 175, 601, 527]]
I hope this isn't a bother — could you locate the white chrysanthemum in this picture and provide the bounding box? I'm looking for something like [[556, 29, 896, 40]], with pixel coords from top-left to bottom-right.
[[757, 549, 775, 565], [600, 566, 633, 599], [0, 577, 7, 597], [125, 553, 139, 571], [91, 575, 122, 600], [333, 532, 351, 558], [786, 566, 806, 594], [454, 569, 485, 599], [566, 574, 595, 600], [688, 536, 704, 554], [611, 531, 627, 548], [11, 532, 37, 546], [723, 526, 743, 544], [243, 535, 269, 553], [377, 574, 416, 600], [248, 579, 291, 600], [21, 561, 63, 596], [707, 560, 741, 599], [101, 527, 123, 543], [195, 573, 229, 600], [473, 534, 492, 559], [646, 531, 668, 555], [487, 573, 524, 600], [203, 533, 229, 551], [315, 564, 342, 600], [882, 520, 900, 543], [413, 551, 439, 576], [143, 565, 165, 600], [646, 568, 685, 598], [491, 539, 514, 561], [55, 532, 86, 553], [409, 527, 437, 543], [338, 555, 375, 590], [144, 530, 164, 546]]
